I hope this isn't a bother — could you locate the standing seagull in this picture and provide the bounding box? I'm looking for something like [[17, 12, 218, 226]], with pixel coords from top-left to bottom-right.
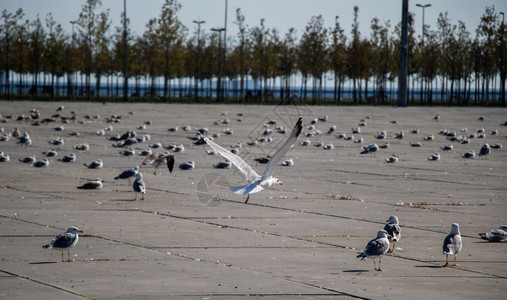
[[357, 230, 390, 271], [384, 216, 401, 253], [114, 165, 139, 185], [201, 117, 302, 204], [42, 226, 83, 262], [133, 173, 146, 200], [479, 143, 491, 159], [443, 223, 462, 267]]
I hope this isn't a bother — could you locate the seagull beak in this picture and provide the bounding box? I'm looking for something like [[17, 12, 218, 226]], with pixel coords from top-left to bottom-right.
[[279, 181, 283, 185], [78, 230, 84, 233]]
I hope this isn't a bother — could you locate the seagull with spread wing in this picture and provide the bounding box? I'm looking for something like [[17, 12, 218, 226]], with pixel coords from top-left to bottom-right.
[[201, 117, 302, 203]]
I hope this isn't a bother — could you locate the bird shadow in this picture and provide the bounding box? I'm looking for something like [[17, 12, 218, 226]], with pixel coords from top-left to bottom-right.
[[415, 265, 444, 269], [342, 269, 370, 273], [109, 198, 137, 202], [29, 261, 57, 265]]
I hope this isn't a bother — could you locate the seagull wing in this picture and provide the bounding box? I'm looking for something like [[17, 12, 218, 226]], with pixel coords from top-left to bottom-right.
[[262, 117, 303, 179], [202, 135, 260, 182], [165, 153, 175, 173]]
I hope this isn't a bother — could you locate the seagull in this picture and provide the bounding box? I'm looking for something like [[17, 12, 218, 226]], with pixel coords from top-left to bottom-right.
[[84, 159, 103, 169], [423, 134, 434, 141], [201, 117, 303, 204], [214, 160, 232, 169], [434, 114, 440, 122], [178, 161, 195, 170], [119, 148, 135, 156], [17, 132, 32, 146], [462, 150, 476, 159], [323, 143, 334, 150], [114, 165, 139, 185], [42, 149, 58, 157], [361, 143, 379, 156], [141, 152, 175, 175], [479, 143, 491, 159], [357, 230, 390, 271], [59, 153, 76, 163], [49, 137, 64, 145], [138, 147, 152, 156], [19, 155, 37, 164], [77, 178, 103, 190], [281, 158, 294, 166], [73, 142, 90, 151], [42, 226, 83, 262], [385, 154, 398, 163], [479, 225, 507, 242], [133, 173, 146, 200], [384, 216, 401, 253], [0, 151, 9, 162], [441, 144, 453, 151], [428, 152, 441, 161], [33, 158, 49, 168], [443, 223, 462, 267]]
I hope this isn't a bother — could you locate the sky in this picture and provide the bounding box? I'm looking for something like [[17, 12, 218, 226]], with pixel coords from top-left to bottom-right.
[[2, 0, 506, 41]]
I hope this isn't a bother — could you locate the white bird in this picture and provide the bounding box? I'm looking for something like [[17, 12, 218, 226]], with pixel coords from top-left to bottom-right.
[[42, 226, 83, 262], [479, 143, 491, 159], [462, 150, 475, 159], [133, 173, 146, 200], [114, 165, 139, 185], [42, 149, 58, 157], [357, 230, 390, 271], [443, 223, 462, 267], [59, 153, 76, 163], [201, 117, 303, 203], [385, 154, 398, 163], [84, 159, 103, 169], [19, 155, 37, 164], [479, 225, 507, 242], [73, 142, 90, 151], [17, 132, 32, 146], [0, 151, 9, 162], [281, 158, 294, 166], [428, 152, 441, 161], [77, 178, 103, 190], [384, 216, 401, 253], [33, 158, 49, 168], [361, 143, 379, 156]]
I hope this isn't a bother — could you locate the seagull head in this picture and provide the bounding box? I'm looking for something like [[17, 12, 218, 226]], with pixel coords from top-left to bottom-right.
[[66, 226, 83, 234]]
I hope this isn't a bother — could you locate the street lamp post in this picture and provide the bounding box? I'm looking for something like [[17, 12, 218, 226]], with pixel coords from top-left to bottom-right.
[[416, 3, 431, 104], [416, 4, 432, 44], [123, 0, 128, 101], [211, 27, 225, 102], [223, 0, 228, 102], [193, 20, 205, 100], [69, 20, 77, 99]]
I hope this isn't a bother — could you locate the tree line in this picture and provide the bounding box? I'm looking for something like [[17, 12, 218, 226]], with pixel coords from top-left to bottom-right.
[[0, 0, 506, 105]]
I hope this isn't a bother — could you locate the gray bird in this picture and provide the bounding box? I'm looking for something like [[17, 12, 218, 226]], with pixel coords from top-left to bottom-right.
[[114, 165, 139, 185], [141, 152, 175, 175], [179, 161, 195, 170], [479, 225, 507, 242], [33, 158, 49, 168], [19, 155, 37, 164], [361, 143, 379, 156], [357, 230, 390, 271], [479, 143, 491, 159], [43, 149, 58, 157], [213, 160, 232, 169], [384, 216, 401, 253], [443, 223, 462, 267], [0, 151, 9, 162], [84, 159, 103, 169], [77, 178, 103, 190], [428, 152, 441, 161], [133, 173, 146, 200], [17, 132, 32, 146], [59, 153, 76, 163], [42, 226, 83, 262], [462, 150, 475, 159]]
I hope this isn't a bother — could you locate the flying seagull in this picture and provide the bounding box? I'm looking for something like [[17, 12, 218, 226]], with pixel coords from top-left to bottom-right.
[[201, 117, 303, 203], [42, 226, 83, 262], [141, 152, 175, 175]]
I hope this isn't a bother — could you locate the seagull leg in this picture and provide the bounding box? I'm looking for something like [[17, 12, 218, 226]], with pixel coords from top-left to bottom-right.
[[388, 241, 396, 253], [373, 259, 377, 271], [443, 254, 451, 267], [453, 255, 458, 266], [377, 257, 383, 271], [61, 251, 64, 262], [67, 250, 72, 262], [244, 194, 250, 204], [141, 194, 144, 201]]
